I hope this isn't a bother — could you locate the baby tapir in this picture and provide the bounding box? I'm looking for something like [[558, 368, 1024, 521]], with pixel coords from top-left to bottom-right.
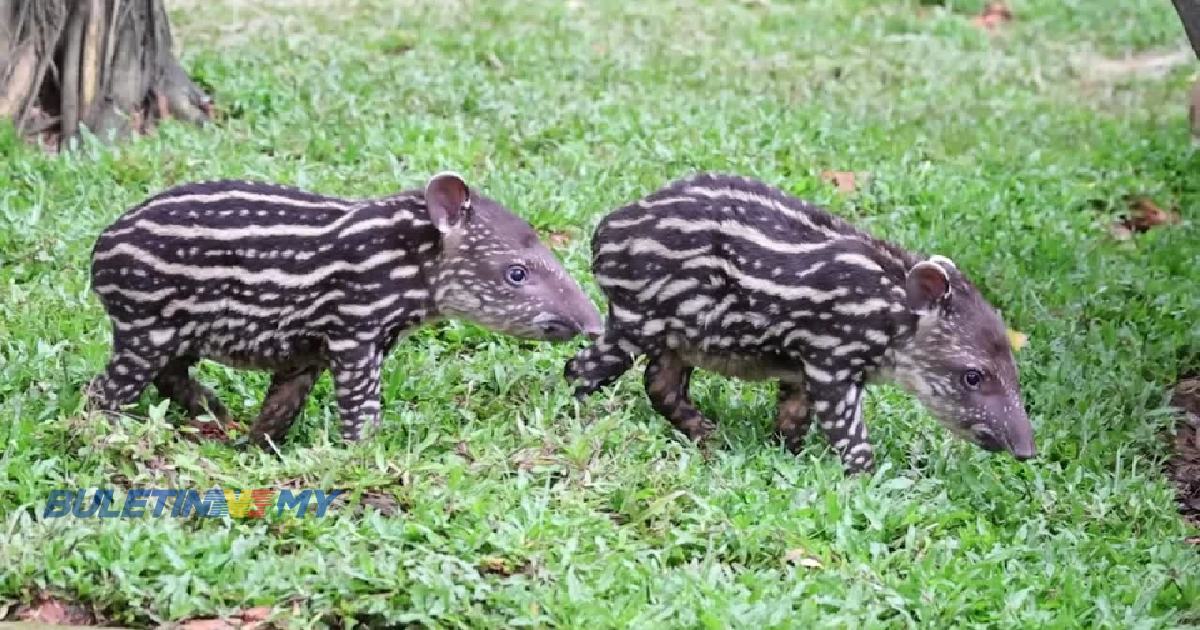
[[87, 172, 603, 446], [565, 172, 1036, 473]]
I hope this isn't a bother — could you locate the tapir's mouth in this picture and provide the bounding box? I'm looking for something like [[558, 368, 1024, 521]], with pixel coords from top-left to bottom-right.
[[536, 319, 582, 341], [970, 429, 1006, 453]]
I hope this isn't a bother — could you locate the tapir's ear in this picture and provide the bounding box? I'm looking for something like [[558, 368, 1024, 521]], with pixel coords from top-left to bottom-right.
[[424, 171, 472, 232], [905, 258, 952, 314]]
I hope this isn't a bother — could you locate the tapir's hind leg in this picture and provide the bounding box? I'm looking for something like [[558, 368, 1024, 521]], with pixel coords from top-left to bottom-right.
[[245, 365, 322, 447]]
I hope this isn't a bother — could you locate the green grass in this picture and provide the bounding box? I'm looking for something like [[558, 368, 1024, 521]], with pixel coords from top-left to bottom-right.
[[2, 0, 1199, 626]]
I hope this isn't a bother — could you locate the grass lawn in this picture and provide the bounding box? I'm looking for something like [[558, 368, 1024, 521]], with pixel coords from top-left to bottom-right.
[[2, 0, 1199, 626]]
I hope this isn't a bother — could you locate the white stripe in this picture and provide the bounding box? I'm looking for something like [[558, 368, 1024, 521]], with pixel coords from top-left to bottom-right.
[[281, 292, 348, 326], [833, 341, 871, 356], [683, 185, 840, 236], [162, 295, 281, 319], [654, 217, 837, 255], [604, 215, 655, 229], [783, 329, 842, 349], [595, 274, 650, 291], [402, 289, 429, 300], [636, 196, 698, 209], [93, 285, 177, 301], [125, 189, 359, 221], [338, 212, 412, 239], [327, 339, 360, 352], [611, 304, 643, 322], [636, 275, 672, 302], [389, 265, 420, 279], [597, 239, 709, 260], [804, 363, 834, 383], [658, 278, 700, 302], [96, 244, 408, 288], [832, 299, 891, 316], [307, 314, 346, 328], [834, 253, 883, 273], [864, 330, 889, 344], [681, 257, 841, 302], [338, 294, 400, 317], [677, 295, 714, 316]]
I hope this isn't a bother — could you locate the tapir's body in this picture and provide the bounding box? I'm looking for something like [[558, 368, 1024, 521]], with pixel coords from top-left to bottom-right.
[[88, 173, 602, 445], [566, 172, 1036, 472]]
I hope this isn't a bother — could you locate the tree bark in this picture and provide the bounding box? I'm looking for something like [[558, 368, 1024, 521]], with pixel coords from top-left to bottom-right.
[[1173, 0, 1200, 59], [0, 0, 211, 150]]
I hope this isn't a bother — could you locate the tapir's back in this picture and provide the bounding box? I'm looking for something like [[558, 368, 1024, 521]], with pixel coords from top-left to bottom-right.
[[590, 173, 918, 361]]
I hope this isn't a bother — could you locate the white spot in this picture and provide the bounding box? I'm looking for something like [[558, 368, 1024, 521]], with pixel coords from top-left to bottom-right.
[[148, 329, 175, 346]]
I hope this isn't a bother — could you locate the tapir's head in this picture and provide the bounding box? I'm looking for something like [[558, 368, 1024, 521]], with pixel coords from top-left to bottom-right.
[[421, 172, 603, 342], [891, 255, 1036, 461]]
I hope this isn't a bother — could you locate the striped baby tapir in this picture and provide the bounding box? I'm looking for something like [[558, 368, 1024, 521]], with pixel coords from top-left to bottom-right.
[[86, 172, 603, 446], [565, 172, 1036, 473]]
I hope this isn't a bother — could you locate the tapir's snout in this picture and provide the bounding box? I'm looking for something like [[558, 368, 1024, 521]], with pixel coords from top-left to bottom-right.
[[1005, 407, 1037, 461]]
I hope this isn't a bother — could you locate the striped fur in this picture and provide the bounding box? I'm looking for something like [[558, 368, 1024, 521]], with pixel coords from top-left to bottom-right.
[[565, 172, 1035, 473], [86, 173, 602, 446]]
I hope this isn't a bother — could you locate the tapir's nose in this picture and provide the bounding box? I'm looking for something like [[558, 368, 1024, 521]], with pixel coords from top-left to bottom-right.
[[582, 322, 603, 342], [1006, 409, 1037, 461], [576, 303, 604, 342], [1011, 442, 1037, 461]]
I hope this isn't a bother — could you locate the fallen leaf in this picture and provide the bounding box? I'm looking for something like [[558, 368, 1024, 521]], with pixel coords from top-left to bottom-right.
[[1006, 329, 1028, 352], [239, 607, 272, 622], [456, 441, 473, 461], [180, 621, 238, 630], [1108, 222, 1134, 242], [184, 415, 238, 443], [548, 231, 572, 248], [1079, 49, 1193, 81], [180, 606, 274, 630], [971, 1, 1012, 31], [819, 170, 859, 193], [481, 556, 515, 576], [1117, 196, 1181, 235], [783, 547, 823, 569], [17, 594, 95, 625], [1188, 536, 1200, 545]]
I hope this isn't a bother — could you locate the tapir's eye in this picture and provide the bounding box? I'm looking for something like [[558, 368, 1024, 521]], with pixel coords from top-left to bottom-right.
[[505, 264, 529, 286], [961, 369, 984, 390]]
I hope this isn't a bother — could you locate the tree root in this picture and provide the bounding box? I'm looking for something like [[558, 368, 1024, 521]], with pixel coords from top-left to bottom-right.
[[0, 0, 211, 150]]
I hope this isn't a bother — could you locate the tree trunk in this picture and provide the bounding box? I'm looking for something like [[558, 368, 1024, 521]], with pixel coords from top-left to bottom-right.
[[0, 0, 211, 150], [1173, 0, 1200, 59]]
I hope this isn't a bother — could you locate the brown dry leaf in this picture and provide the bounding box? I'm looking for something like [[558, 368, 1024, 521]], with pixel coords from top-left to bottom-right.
[[184, 415, 238, 443], [1006, 329, 1028, 352], [1108, 222, 1135, 242], [819, 170, 859, 193], [783, 547, 823, 569], [17, 594, 96, 625], [455, 441, 474, 461], [971, 1, 1012, 31], [1187, 536, 1200, 545], [480, 556, 514, 576], [180, 621, 238, 630], [360, 491, 402, 515], [1118, 197, 1181, 234], [548, 231, 572, 248], [180, 606, 274, 630]]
